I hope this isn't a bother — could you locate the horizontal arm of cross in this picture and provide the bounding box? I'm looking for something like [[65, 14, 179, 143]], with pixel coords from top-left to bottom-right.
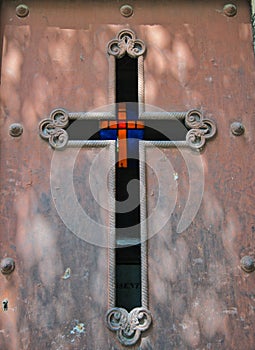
[[39, 108, 216, 151]]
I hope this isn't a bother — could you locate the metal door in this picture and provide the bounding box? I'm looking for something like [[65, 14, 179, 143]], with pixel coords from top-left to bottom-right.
[[1, 1, 255, 349]]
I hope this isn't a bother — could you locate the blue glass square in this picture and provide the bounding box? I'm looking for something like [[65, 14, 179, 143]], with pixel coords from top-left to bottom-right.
[[127, 130, 144, 165], [100, 129, 117, 140]]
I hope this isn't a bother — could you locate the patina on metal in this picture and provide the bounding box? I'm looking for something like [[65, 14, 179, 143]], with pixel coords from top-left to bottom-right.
[[231, 121, 245, 136], [223, 4, 237, 17], [120, 4, 133, 17], [9, 123, 23, 137], [16, 4, 29, 18], [240, 256, 255, 273], [0, 257, 15, 275]]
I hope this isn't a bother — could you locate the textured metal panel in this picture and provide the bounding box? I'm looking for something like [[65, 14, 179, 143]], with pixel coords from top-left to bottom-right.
[[144, 1, 255, 348], [0, 2, 113, 349], [1, 1, 255, 349]]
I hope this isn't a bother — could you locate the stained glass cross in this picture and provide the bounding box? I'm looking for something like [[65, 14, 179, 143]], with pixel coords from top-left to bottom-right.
[[39, 29, 216, 346]]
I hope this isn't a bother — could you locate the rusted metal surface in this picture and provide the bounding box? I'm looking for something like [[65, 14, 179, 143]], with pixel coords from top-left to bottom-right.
[[0, 2, 112, 348], [144, 1, 255, 349], [1, 0, 255, 349]]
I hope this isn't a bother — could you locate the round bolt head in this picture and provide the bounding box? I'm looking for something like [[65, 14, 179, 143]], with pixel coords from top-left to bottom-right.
[[240, 256, 255, 273], [16, 4, 29, 18], [1, 258, 15, 275], [231, 122, 245, 136], [9, 123, 23, 137], [120, 4, 133, 17], [223, 4, 237, 17]]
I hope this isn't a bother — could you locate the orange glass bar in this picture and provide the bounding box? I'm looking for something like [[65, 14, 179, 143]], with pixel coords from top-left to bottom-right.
[[136, 121, 144, 129], [109, 121, 118, 128], [100, 121, 108, 129], [127, 121, 136, 129], [118, 129, 127, 168], [118, 111, 126, 120]]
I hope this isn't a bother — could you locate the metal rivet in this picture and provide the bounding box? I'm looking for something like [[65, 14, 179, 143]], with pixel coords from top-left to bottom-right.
[[223, 4, 237, 17], [120, 4, 133, 17], [16, 4, 29, 18], [231, 122, 245, 136], [9, 123, 23, 137], [240, 256, 255, 273], [1, 258, 15, 275]]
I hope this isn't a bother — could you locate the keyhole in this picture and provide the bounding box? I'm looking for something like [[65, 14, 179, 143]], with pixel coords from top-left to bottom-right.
[[2, 299, 8, 311]]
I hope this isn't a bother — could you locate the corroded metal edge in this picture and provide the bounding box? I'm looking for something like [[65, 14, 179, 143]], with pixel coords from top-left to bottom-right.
[[139, 143, 149, 309], [252, 12, 255, 55], [140, 111, 187, 120], [251, 1, 255, 55], [107, 142, 116, 309]]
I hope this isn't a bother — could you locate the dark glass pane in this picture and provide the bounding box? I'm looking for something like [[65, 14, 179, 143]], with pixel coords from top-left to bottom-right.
[[116, 56, 138, 103]]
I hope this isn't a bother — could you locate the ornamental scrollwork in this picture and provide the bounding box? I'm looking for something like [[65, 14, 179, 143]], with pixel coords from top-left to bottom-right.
[[105, 307, 152, 346], [185, 109, 216, 150], [39, 108, 69, 150], [107, 29, 146, 58]]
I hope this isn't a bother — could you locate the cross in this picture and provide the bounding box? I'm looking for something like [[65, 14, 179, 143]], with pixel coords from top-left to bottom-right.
[[100, 102, 144, 168], [38, 29, 216, 346]]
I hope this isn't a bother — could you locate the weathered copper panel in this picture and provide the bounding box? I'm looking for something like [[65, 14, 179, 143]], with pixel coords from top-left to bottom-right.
[[1, 0, 255, 349], [146, 145, 255, 348], [143, 0, 253, 112], [144, 1, 255, 348], [0, 143, 112, 350], [0, 2, 114, 349]]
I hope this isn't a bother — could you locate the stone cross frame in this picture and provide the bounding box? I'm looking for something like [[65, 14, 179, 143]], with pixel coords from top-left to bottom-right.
[[39, 29, 216, 346]]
